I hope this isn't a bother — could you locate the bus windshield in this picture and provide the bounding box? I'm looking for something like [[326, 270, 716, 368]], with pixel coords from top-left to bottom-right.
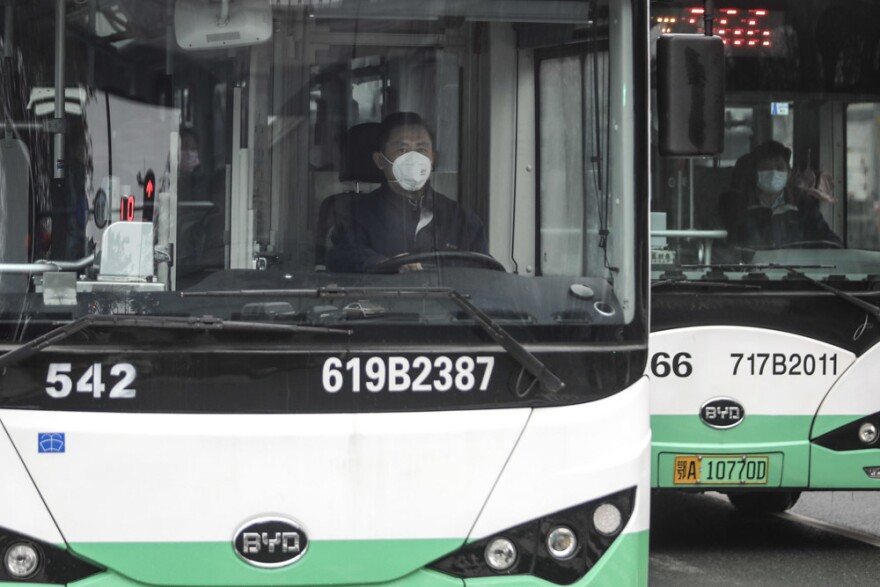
[[651, 0, 880, 288], [0, 4, 650, 584], [0, 0, 643, 351]]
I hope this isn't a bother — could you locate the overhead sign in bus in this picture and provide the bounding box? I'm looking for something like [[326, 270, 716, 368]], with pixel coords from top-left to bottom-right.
[[653, 6, 783, 53]]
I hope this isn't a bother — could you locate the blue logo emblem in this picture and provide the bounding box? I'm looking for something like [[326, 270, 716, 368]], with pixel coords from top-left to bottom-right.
[[38, 433, 65, 453]]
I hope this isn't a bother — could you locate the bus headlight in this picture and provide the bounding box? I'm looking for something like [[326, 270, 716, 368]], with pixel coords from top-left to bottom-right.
[[546, 526, 578, 560], [4, 543, 39, 579], [592, 503, 623, 536], [484, 537, 517, 571], [0, 528, 103, 583], [813, 414, 880, 452], [863, 466, 880, 479], [428, 487, 635, 585], [859, 422, 878, 445]]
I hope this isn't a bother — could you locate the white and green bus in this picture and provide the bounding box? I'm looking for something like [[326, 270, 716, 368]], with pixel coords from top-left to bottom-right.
[[0, 0, 658, 585], [650, 0, 880, 512]]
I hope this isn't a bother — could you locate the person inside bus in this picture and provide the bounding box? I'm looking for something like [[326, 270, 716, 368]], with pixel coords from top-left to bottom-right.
[[176, 128, 213, 281], [178, 129, 209, 202], [62, 119, 90, 260], [326, 112, 488, 272], [718, 140, 842, 249]]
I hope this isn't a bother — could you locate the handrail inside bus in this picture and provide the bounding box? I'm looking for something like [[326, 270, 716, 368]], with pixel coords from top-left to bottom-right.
[[650, 230, 727, 239], [0, 254, 95, 274], [651, 230, 728, 264]]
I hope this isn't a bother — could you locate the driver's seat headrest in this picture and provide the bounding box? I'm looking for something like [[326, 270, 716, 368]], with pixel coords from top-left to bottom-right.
[[339, 122, 385, 184]]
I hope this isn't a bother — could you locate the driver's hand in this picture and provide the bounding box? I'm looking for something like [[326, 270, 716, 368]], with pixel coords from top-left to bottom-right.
[[399, 262, 423, 273]]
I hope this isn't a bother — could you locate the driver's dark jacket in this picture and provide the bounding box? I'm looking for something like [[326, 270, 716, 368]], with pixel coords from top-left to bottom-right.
[[719, 186, 842, 248], [326, 183, 487, 272]]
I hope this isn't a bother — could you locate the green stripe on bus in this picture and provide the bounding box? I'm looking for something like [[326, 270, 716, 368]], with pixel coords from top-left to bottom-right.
[[810, 445, 880, 489], [68, 539, 462, 586], [71, 568, 462, 587], [67, 531, 648, 587], [653, 415, 880, 489], [652, 414, 815, 444], [651, 415, 813, 487]]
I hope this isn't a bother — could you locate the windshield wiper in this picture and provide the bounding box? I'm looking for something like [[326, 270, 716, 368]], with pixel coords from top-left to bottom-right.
[[181, 286, 565, 393], [681, 263, 835, 272], [0, 314, 351, 369], [653, 263, 836, 289], [682, 263, 880, 320], [651, 278, 762, 290], [768, 264, 880, 320]]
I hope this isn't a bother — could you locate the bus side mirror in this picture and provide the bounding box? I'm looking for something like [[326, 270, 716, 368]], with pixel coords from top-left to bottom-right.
[[656, 34, 725, 157]]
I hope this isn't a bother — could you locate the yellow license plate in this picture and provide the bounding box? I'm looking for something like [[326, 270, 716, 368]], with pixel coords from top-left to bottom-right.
[[673, 455, 770, 485]]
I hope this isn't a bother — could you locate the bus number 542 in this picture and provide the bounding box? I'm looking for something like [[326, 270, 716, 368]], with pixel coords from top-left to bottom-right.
[[45, 363, 137, 399]]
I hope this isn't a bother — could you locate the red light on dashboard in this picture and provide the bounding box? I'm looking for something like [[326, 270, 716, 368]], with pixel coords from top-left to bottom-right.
[[726, 9, 738, 15], [691, 8, 704, 14], [755, 10, 767, 16]]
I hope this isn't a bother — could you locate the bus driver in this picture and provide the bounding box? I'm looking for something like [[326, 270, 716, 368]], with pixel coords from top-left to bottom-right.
[[719, 140, 842, 250], [326, 112, 488, 273]]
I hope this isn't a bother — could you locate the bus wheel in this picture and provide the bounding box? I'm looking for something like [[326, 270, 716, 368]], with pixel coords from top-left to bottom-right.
[[726, 491, 801, 514]]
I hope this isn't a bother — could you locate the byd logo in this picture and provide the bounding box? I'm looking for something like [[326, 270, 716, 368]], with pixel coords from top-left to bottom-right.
[[700, 398, 745, 429], [233, 518, 308, 568], [241, 531, 301, 554]]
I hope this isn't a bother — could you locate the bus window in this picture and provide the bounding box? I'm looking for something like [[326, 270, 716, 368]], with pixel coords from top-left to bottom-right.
[[537, 47, 610, 279]]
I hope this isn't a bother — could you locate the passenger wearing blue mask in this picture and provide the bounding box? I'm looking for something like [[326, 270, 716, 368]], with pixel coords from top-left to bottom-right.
[[719, 140, 841, 249], [327, 112, 488, 273]]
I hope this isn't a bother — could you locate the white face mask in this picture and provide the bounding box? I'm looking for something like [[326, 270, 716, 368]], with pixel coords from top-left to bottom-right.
[[757, 170, 788, 194], [384, 151, 432, 192]]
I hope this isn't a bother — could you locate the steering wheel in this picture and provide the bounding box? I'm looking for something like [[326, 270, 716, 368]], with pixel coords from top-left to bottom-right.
[[784, 240, 844, 250], [367, 251, 506, 274]]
